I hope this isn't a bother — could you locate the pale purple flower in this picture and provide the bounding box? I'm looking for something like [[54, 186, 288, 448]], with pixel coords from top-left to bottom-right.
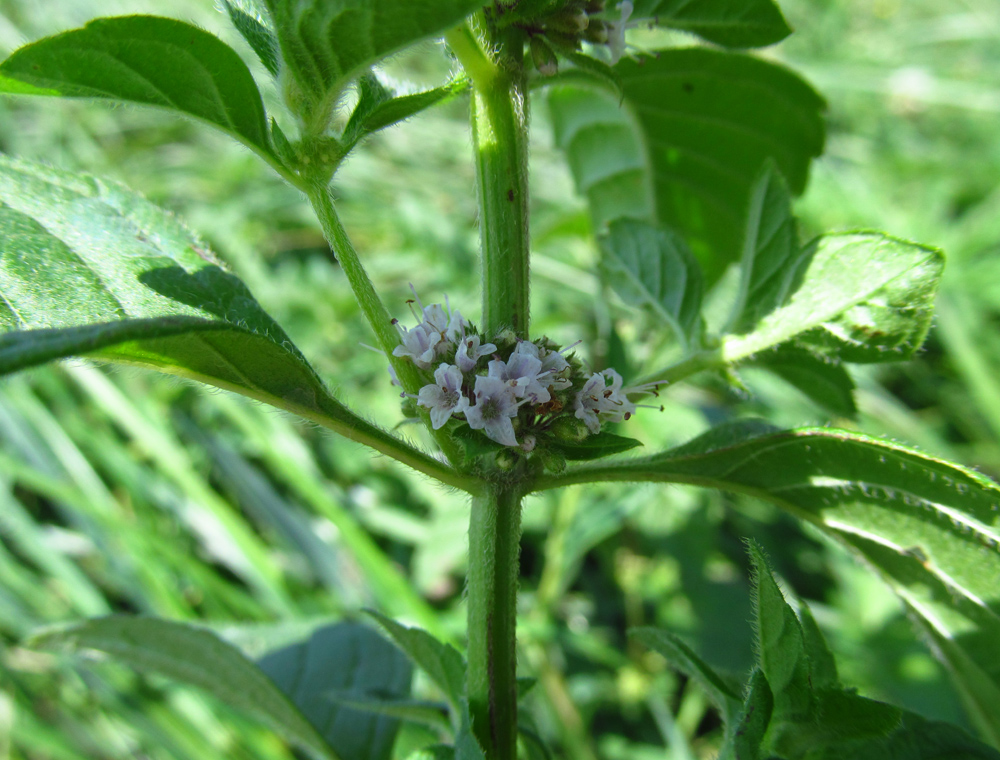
[[417, 364, 469, 429], [466, 376, 521, 446], [574, 369, 636, 433], [455, 334, 497, 372], [488, 351, 551, 405], [393, 323, 440, 369]]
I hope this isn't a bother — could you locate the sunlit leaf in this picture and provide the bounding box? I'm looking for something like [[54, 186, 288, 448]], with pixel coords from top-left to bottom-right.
[[0, 16, 274, 160], [630, 0, 792, 48]]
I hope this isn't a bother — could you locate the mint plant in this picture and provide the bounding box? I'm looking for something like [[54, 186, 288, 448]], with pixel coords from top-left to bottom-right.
[[1, 1, 999, 759]]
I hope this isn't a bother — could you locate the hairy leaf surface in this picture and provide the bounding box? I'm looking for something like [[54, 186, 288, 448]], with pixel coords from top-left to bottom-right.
[[262, 0, 482, 108], [562, 422, 1000, 743], [0, 16, 274, 160], [0, 155, 434, 464], [600, 219, 703, 347], [724, 233, 943, 364], [630, 0, 792, 48]]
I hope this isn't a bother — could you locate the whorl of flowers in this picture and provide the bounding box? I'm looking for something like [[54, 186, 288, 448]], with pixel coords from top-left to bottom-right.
[[391, 293, 662, 465]]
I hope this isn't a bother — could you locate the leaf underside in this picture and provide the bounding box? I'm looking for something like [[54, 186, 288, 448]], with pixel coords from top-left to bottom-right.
[[629, 0, 792, 48]]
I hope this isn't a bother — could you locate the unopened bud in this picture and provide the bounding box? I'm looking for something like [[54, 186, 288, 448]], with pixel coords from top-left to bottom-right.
[[530, 36, 559, 77], [495, 449, 518, 470], [547, 10, 589, 34], [584, 0, 606, 12], [538, 448, 567, 474], [551, 417, 590, 442], [583, 19, 609, 44]]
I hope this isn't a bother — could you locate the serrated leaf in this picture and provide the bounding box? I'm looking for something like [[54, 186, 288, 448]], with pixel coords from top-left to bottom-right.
[[570, 422, 1000, 745], [600, 219, 703, 347], [746, 542, 813, 721], [551, 431, 643, 461], [262, 0, 482, 111], [0, 16, 274, 160], [344, 74, 469, 149], [631, 627, 740, 721], [548, 49, 824, 281], [366, 611, 466, 713], [630, 0, 792, 48], [222, 0, 280, 76], [27, 616, 340, 760], [257, 621, 412, 760], [745, 345, 857, 418], [730, 162, 800, 334], [797, 604, 837, 690], [724, 233, 943, 364], [0, 155, 441, 468]]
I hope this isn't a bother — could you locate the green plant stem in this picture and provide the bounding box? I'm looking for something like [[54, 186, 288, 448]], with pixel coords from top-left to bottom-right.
[[305, 181, 466, 466], [451, 21, 531, 339], [467, 481, 523, 760]]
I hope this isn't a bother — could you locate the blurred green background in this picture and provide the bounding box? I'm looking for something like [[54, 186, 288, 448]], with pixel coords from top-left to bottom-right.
[[0, 1, 998, 758]]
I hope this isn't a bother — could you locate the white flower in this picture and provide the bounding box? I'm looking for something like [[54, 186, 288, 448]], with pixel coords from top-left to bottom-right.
[[488, 350, 552, 405], [393, 323, 440, 369], [574, 369, 637, 433], [466, 376, 521, 446], [417, 364, 469, 429], [455, 334, 497, 372], [609, 0, 633, 65]]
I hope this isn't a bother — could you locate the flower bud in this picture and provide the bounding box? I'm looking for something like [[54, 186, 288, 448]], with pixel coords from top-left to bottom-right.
[[583, 19, 609, 44], [530, 36, 559, 77], [537, 448, 567, 474], [550, 416, 590, 442], [495, 449, 518, 470]]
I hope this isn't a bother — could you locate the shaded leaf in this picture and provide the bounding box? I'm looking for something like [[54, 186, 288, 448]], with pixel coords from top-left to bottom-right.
[[366, 611, 466, 713], [548, 49, 824, 281], [630, 0, 792, 48], [631, 627, 740, 721], [551, 431, 643, 461], [729, 668, 772, 760], [730, 162, 800, 334], [600, 219, 703, 347], [28, 616, 339, 760], [746, 541, 812, 720], [0, 16, 274, 160], [724, 233, 943, 365], [746, 345, 857, 418], [257, 621, 412, 760], [325, 694, 451, 733]]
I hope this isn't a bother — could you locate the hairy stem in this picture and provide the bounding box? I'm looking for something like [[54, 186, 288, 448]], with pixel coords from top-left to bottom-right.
[[453, 21, 531, 339], [467, 482, 523, 760], [306, 182, 466, 466]]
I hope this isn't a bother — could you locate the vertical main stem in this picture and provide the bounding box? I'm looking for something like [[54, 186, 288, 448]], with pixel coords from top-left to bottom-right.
[[470, 26, 531, 339], [467, 482, 523, 760]]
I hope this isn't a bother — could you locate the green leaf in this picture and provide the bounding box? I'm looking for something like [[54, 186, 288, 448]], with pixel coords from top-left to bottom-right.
[[365, 611, 466, 713], [600, 219, 703, 347], [723, 233, 944, 365], [572, 422, 1000, 745], [629, 0, 792, 48], [344, 73, 470, 149], [797, 604, 837, 691], [324, 694, 451, 734], [0, 155, 446, 474], [630, 627, 741, 721], [745, 345, 857, 418], [262, 0, 482, 113], [0, 16, 274, 161], [222, 0, 280, 76], [548, 49, 825, 281], [729, 668, 773, 760], [256, 621, 412, 760], [746, 541, 813, 721], [550, 431, 644, 461], [27, 616, 340, 760], [729, 162, 799, 335]]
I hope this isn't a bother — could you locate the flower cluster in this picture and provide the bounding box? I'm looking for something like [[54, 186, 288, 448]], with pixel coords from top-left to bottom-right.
[[391, 294, 661, 459]]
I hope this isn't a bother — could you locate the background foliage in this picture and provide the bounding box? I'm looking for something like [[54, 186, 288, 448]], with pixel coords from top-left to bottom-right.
[[0, 0, 998, 757]]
